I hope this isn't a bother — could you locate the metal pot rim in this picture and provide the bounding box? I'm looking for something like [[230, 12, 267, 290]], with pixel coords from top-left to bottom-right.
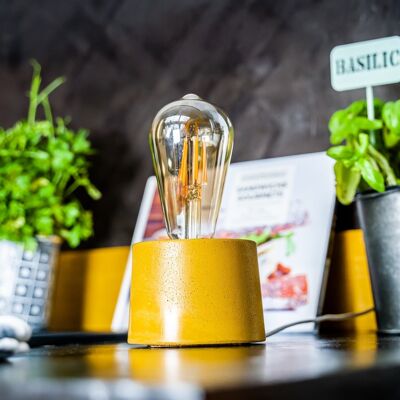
[[356, 185, 400, 201]]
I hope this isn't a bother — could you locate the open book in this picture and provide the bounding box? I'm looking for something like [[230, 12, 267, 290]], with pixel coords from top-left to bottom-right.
[[112, 152, 336, 333]]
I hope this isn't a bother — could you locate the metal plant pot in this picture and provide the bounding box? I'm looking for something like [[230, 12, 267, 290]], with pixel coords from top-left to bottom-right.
[[0, 236, 61, 332], [356, 186, 400, 334]]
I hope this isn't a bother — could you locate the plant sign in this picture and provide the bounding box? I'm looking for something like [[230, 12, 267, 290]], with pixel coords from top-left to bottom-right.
[[330, 36, 400, 119], [327, 37, 400, 205]]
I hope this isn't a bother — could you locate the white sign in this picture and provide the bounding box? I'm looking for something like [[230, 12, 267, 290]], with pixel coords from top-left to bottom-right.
[[330, 36, 400, 91]]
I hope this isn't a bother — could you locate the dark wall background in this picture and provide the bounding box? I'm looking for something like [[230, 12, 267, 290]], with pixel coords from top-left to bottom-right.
[[0, 0, 399, 247]]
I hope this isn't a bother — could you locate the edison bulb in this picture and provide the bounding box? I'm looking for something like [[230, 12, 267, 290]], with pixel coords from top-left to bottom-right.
[[149, 94, 234, 239]]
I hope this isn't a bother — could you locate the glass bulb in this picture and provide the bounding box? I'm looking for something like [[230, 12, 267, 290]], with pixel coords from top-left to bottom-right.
[[149, 94, 234, 239]]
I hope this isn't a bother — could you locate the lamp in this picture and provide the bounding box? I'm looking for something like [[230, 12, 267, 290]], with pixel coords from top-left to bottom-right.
[[128, 95, 265, 346]]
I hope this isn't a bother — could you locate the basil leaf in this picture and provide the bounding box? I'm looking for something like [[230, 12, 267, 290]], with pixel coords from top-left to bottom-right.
[[356, 133, 369, 155], [357, 157, 385, 192], [334, 161, 361, 205], [382, 100, 400, 135], [383, 129, 400, 148], [347, 100, 365, 115], [354, 117, 382, 131], [329, 110, 353, 144], [327, 146, 354, 160]]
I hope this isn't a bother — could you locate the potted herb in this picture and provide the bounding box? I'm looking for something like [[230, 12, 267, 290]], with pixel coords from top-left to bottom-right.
[[0, 62, 101, 331], [327, 98, 400, 334]]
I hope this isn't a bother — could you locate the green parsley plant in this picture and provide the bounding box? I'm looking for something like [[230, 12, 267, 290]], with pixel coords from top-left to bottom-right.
[[0, 61, 101, 249]]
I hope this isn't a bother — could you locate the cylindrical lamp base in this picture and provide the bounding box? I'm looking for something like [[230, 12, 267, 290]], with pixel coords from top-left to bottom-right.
[[128, 238, 265, 347]]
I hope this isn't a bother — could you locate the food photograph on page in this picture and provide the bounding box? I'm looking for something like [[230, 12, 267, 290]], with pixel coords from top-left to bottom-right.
[[123, 152, 336, 333]]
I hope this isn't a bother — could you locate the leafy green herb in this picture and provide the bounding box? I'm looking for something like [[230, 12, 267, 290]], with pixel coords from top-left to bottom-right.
[[327, 99, 400, 204], [0, 61, 101, 248]]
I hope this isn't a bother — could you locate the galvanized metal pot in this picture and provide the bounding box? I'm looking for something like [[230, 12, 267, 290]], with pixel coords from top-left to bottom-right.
[[0, 237, 61, 332], [357, 187, 400, 334]]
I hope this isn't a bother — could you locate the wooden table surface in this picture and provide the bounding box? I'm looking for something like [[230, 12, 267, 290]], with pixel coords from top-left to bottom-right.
[[2, 333, 400, 400]]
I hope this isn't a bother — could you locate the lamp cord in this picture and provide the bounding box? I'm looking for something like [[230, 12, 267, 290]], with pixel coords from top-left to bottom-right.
[[265, 307, 375, 337]]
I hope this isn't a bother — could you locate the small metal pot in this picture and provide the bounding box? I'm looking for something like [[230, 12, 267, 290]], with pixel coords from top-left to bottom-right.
[[357, 186, 400, 334], [0, 236, 61, 332]]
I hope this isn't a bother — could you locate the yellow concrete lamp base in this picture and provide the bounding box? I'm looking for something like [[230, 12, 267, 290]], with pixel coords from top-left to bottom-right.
[[128, 238, 266, 347]]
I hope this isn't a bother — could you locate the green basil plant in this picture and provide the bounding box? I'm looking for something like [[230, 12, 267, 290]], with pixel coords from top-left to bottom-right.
[[0, 62, 101, 249], [327, 98, 400, 205]]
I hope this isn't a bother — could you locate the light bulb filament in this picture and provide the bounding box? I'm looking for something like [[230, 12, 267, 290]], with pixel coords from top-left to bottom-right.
[[177, 119, 208, 202], [176, 118, 211, 238], [191, 136, 199, 185], [178, 137, 188, 200], [200, 139, 208, 185]]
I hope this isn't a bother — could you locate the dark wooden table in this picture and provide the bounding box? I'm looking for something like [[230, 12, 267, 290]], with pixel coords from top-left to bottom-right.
[[1, 333, 400, 399]]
